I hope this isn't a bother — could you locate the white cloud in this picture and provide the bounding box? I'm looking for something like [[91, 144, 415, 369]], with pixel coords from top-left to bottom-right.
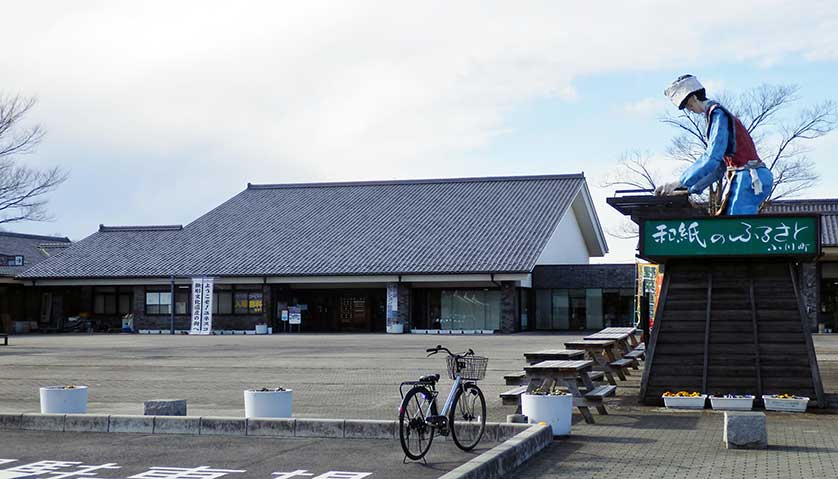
[[3, 0, 838, 241], [622, 97, 665, 117]]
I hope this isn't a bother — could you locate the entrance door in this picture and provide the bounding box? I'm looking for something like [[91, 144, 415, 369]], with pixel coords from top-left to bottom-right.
[[340, 296, 369, 331], [569, 296, 586, 330]]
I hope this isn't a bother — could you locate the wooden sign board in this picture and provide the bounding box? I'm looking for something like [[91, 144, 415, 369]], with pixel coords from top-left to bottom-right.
[[639, 215, 820, 261]]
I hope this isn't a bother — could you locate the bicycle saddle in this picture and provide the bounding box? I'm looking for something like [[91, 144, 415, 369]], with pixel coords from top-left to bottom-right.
[[418, 373, 440, 384]]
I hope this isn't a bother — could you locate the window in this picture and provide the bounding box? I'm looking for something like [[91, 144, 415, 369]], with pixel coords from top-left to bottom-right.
[[175, 286, 190, 315], [94, 287, 132, 315], [213, 285, 261, 315], [145, 290, 172, 315], [439, 289, 501, 331]]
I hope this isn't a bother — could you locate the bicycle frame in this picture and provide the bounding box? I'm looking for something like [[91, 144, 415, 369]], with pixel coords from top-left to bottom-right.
[[439, 375, 463, 417]]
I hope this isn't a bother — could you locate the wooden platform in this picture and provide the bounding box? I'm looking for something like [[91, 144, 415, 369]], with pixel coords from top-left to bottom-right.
[[640, 260, 826, 407]]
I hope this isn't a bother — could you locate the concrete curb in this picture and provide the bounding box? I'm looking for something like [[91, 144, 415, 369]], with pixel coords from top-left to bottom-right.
[[0, 413, 530, 442], [437, 424, 553, 479]]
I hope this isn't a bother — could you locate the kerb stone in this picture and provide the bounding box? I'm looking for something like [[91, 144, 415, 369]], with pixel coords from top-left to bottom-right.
[[0, 413, 22, 430], [246, 418, 296, 437], [109, 415, 154, 433], [64, 414, 109, 432], [724, 411, 768, 449], [200, 417, 245, 436], [144, 399, 187, 416], [21, 413, 65, 432], [153, 416, 200, 435], [295, 418, 344, 438], [343, 419, 395, 439]]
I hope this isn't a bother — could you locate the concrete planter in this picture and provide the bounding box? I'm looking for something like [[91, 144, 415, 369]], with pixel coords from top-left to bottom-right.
[[521, 393, 572, 436], [244, 389, 293, 418], [255, 324, 268, 335], [386, 322, 404, 334], [663, 394, 707, 409], [40, 386, 88, 414], [710, 395, 754, 411], [762, 395, 809, 412]]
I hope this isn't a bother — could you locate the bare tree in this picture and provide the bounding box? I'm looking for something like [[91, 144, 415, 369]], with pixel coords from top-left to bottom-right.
[[0, 94, 67, 225]]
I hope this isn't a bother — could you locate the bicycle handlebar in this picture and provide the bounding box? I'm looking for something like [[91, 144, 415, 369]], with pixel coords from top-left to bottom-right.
[[426, 345, 475, 358]]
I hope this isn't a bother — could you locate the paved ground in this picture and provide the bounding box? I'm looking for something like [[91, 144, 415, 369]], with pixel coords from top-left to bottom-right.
[[0, 430, 483, 478], [0, 332, 590, 420], [510, 412, 838, 479], [4, 332, 838, 478]]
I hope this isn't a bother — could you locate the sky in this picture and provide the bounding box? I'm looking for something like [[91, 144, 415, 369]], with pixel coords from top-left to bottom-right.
[[2, 1, 838, 262]]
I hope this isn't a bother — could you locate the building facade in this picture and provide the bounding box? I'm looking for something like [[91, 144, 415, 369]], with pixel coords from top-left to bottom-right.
[[8, 174, 610, 334]]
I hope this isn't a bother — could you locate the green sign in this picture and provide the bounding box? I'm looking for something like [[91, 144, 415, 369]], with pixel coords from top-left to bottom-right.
[[640, 215, 820, 259]]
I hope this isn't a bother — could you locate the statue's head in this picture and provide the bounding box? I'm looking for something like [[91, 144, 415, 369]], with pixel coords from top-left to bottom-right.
[[665, 74, 707, 113]]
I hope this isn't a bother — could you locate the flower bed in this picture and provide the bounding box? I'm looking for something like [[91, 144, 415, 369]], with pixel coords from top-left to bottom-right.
[[662, 391, 707, 409], [709, 394, 754, 411], [762, 394, 809, 413]]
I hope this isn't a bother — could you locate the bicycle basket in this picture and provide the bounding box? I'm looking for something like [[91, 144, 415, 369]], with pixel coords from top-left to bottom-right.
[[446, 355, 488, 381]]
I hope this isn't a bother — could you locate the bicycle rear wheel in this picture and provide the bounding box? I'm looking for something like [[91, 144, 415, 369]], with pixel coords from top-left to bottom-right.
[[449, 383, 486, 451], [399, 386, 437, 460]]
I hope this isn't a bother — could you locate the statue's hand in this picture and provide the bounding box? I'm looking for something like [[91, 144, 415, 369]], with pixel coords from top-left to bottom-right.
[[654, 181, 684, 196]]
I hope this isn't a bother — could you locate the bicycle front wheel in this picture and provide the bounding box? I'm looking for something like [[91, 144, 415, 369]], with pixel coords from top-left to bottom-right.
[[399, 386, 437, 460], [449, 382, 486, 451]]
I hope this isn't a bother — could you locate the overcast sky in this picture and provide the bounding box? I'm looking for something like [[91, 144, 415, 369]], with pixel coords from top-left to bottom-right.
[[3, 1, 838, 262]]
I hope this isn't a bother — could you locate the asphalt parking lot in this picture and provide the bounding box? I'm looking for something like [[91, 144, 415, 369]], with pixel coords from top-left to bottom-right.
[[0, 430, 487, 479]]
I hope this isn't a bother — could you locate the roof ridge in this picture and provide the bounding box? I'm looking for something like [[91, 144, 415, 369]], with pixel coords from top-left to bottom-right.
[[99, 225, 183, 232], [0, 232, 71, 242], [769, 198, 838, 204], [247, 173, 585, 190]]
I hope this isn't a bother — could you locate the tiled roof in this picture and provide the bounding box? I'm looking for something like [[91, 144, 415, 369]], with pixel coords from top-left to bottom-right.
[[20, 175, 592, 279], [764, 199, 838, 246], [0, 232, 72, 277]]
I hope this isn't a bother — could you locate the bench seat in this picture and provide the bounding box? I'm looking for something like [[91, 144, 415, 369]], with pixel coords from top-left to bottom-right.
[[585, 385, 617, 399], [504, 371, 527, 386], [500, 385, 528, 406]]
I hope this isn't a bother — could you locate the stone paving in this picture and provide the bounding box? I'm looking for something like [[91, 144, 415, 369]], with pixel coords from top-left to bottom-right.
[[4, 332, 838, 478]]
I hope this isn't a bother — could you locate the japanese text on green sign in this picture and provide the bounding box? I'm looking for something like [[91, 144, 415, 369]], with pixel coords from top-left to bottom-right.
[[641, 216, 819, 258]]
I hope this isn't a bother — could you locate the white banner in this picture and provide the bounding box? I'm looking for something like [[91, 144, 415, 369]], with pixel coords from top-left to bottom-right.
[[190, 277, 214, 335]]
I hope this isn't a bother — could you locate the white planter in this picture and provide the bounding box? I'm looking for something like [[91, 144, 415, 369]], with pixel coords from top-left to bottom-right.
[[255, 324, 268, 335], [244, 389, 293, 418], [386, 323, 404, 334], [40, 386, 88, 414], [521, 393, 572, 436], [663, 395, 707, 409], [710, 396, 754, 411], [762, 395, 809, 412]]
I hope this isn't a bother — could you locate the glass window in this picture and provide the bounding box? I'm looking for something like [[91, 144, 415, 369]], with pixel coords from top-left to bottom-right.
[[213, 291, 233, 315], [439, 289, 501, 331], [551, 289, 570, 329], [586, 289, 603, 330], [145, 291, 172, 315], [94, 287, 132, 315]]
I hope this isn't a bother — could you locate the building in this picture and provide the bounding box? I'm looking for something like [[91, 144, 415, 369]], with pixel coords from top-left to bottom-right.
[[11, 174, 618, 334], [0, 232, 72, 333]]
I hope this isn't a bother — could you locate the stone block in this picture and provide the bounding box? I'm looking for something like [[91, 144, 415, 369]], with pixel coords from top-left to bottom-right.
[[153, 416, 200, 435], [506, 414, 528, 424], [343, 419, 395, 439], [64, 414, 109, 433], [496, 422, 531, 442], [144, 399, 187, 416], [21, 413, 65, 432], [294, 418, 344, 438], [724, 411, 767, 449], [0, 413, 22, 430], [109, 415, 154, 433], [200, 417, 245, 436], [246, 418, 296, 437], [481, 422, 500, 443]]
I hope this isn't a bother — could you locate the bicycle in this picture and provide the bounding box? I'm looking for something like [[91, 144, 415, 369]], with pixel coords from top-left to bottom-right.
[[397, 345, 488, 461]]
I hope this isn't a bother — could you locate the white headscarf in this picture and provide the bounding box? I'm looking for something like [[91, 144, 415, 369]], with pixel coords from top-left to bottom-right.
[[664, 75, 704, 109]]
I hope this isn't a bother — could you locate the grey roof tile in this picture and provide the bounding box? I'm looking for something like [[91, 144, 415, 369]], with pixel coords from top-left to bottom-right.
[[0, 232, 72, 277], [764, 199, 838, 246], [20, 175, 587, 279]]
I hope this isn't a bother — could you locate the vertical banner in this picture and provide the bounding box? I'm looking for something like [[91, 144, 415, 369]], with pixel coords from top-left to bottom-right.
[[386, 283, 403, 334], [191, 278, 204, 334], [201, 277, 214, 334], [190, 277, 214, 335]]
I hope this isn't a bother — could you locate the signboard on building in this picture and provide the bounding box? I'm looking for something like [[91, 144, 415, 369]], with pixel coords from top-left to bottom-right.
[[288, 306, 301, 325], [190, 277, 214, 335], [386, 283, 403, 334], [640, 215, 820, 260]]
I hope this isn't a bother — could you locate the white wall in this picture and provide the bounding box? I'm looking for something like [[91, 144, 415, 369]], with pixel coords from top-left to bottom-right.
[[535, 208, 590, 266]]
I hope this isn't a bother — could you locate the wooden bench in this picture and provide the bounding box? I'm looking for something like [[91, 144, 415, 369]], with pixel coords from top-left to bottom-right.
[[585, 385, 617, 400], [625, 349, 645, 361], [564, 339, 623, 383], [500, 385, 528, 406], [609, 358, 637, 376], [0, 334, 7, 346], [523, 349, 585, 364], [504, 371, 528, 386]]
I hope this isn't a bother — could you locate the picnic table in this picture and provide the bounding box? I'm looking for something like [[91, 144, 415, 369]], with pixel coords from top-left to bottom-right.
[[585, 329, 634, 355], [563, 339, 626, 384], [522, 359, 615, 424], [523, 349, 585, 364]]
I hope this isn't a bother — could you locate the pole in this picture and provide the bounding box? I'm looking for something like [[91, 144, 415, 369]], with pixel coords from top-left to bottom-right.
[[170, 275, 175, 335]]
